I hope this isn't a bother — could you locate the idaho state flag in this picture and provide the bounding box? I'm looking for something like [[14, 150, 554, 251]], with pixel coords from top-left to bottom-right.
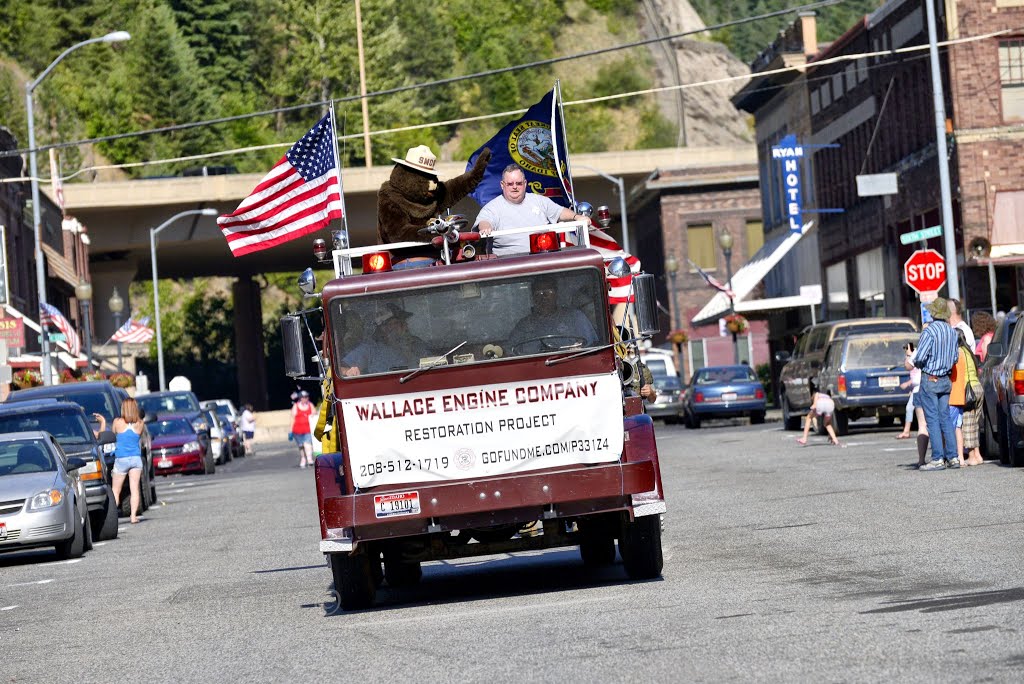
[[467, 88, 573, 207]]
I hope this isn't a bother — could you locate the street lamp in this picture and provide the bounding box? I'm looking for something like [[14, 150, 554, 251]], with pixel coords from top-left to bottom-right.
[[151, 208, 219, 392], [27, 30, 130, 385], [74, 279, 93, 371], [108, 287, 124, 373], [664, 254, 679, 331], [718, 230, 741, 364]]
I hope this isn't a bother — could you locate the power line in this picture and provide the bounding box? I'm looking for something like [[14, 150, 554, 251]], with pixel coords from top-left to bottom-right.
[[0, 0, 843, 160]]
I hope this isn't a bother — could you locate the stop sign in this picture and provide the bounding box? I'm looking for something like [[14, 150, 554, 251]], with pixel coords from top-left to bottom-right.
[[904, 249, 947, 293]]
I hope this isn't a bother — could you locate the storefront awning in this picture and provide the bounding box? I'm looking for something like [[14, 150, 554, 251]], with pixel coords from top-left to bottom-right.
[[691, 222, 814, 326], [42, 244, 80, 288]]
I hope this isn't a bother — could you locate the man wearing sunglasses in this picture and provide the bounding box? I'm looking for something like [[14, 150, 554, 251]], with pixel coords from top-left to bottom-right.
[[475, 164, 587, 256]]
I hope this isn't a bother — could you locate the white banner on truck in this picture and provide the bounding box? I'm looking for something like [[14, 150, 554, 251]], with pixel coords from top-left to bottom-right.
[[342, 372, 625, 488]]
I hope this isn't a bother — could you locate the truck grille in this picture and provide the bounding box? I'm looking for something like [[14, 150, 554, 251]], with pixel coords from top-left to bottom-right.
[[0, 499, 25, 516]]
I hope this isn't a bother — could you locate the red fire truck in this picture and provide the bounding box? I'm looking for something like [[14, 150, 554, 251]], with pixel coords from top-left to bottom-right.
[[282, 218, 666, 610]]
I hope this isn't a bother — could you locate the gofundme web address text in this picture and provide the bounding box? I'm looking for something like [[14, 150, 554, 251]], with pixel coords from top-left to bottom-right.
[[481, 437, 610, 464]]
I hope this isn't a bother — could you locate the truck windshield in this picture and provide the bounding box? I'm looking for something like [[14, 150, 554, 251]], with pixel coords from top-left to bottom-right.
[[331, 268, 609, 377]]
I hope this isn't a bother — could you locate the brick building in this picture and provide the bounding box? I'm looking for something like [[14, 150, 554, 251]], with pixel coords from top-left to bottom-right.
[[628, 157, 771, 379]]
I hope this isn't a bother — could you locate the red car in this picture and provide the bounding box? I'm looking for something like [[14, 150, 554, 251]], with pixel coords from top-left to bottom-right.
[[148, 414, 209, 476]]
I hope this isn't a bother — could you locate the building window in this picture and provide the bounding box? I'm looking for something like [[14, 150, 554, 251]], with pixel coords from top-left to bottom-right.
[[999, 39, 1024, 121], [688, 338, 706, 377], [687, 224, 717, 270], [746, 221, 764, 256]]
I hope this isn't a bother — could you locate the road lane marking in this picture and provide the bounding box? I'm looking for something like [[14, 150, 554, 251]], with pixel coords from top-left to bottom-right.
[[339, 594, 621, 627], [8, 579, 54, 587], [1, 605, 17, 611], [52, 558, 83, 565]]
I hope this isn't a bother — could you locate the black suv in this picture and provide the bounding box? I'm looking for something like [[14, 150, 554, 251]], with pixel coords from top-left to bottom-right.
[[7, 381, 156, 512], [775, 317, 918, 430], [978, 309, 1023, 465], [0, 399, 120, 540]]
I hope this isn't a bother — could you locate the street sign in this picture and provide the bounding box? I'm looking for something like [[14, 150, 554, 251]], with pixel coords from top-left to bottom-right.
[[856, 173, 898, 197], [899, 225, 943, 245], [39, 333, 66, 343], [904, 249, 947, 293]]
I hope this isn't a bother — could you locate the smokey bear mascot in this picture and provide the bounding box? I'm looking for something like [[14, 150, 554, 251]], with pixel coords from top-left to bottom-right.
[[377, 145, 491, 266]]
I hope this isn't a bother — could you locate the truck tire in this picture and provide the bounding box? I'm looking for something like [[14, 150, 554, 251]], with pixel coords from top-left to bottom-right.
[[82, 505, 94, 552], [620, 515, 663, 580], [383, 558, 422, 588], [330, 551, 377, 610], [878, 416, 895, 428], [834, 410, 849, 436], [781, 394, 801, 431], [55, 508, 85, 560], [94, 492, 119, 541]]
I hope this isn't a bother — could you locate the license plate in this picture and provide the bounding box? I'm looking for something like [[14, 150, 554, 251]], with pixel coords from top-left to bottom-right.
[[158, 459, 173, 468], [722, 392, 737, 401], [878, 376, 899, 388], [0, 522, 6, 539], [374, 491, 420, 519]]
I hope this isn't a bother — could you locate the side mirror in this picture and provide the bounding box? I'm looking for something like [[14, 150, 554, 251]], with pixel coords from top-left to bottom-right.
[[775, 350, 791, 363], [298, 268, 316, 296], [281, 315, 306, 378], [632, 273, 660, 336], [66, 457, 87, 471], [97, 431, 116, 446], [987, 342, 1004, 359]]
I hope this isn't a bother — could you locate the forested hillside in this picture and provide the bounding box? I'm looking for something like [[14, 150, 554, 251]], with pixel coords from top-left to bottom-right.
[[690, 0, 883, 63], [1, 0, 881, 183]]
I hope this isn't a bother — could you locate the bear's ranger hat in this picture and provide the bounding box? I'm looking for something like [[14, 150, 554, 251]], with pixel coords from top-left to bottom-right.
[[392, 145, 437, 175]]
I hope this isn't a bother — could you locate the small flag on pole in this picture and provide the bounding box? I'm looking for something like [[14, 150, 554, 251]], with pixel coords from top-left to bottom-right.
[[217, 113, 343, 257], [688, 258, 735, 298], [111, 316, 155, 344], [39, 303, 81, 356]]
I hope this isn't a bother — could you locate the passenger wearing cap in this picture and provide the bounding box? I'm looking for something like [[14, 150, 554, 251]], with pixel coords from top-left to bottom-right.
[[341, 304, 426, 376], [912, 297, 961, 471], [376, 144, 491, 267]]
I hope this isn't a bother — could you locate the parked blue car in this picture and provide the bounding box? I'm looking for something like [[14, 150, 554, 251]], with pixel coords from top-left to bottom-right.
[[816, 332, 917, 435], [683, 365, 766, 428]]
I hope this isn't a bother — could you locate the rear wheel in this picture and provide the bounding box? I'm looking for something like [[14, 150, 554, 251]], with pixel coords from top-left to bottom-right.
[[55, 508, 85, 560], [82, 506, 94, 552], [750, 411, 766, 425], [94, 493, 119, 541], [781, 394, 801, 431], [833, 411, 850, 436], [998, 411, 1011, 465], [878, 416, 895, 428], [684, 413, 701, 429], [619, 515, 663, 580], [578, 523, 617, 567], [981, 409, 999, 460], [330, 550, 377, 610], [1007, 416, 1024, 467]]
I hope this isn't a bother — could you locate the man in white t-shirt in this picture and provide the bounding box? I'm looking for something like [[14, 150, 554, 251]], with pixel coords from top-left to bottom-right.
[[948, 298, 975, 349], [475, 165, 586, 256]]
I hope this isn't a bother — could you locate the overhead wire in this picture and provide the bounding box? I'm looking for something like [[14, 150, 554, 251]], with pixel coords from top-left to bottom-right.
[[0, 0, 845, 161]]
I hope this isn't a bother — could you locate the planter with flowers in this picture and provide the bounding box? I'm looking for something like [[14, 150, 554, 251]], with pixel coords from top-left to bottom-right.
[[668, 329, 689, 346], [13, 369, 43, 389], [60, 368, 81, 384], [108, 372, 134, 389], [82, 370, 105, 382], [724, 314, 748, 335]]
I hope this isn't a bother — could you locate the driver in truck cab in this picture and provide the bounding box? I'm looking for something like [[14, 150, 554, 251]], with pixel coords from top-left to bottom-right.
[[509, 275, 599, 354], [341, 304, 426, 376]]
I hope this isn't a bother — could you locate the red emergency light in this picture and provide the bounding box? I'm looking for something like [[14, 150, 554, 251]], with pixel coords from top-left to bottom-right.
[[362, 252, 392, 273], [530, 231, 560, 254]]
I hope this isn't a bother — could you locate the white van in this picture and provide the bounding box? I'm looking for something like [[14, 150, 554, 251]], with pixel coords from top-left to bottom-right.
[[640, 348, 678, 378]]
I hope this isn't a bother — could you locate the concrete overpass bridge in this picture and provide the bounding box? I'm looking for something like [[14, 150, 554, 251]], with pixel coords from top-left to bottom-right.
[[63, 145, 755, 405]]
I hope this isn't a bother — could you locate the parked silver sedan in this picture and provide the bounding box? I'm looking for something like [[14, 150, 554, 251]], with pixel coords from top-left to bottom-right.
[[0, 431, 92, 560]]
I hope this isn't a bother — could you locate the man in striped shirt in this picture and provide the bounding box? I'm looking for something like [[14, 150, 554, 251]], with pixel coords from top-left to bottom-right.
[[913, 298, 961, 470]]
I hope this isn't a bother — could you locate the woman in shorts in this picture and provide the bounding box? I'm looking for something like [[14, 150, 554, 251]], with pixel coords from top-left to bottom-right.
[[239, 404, 256, 456], [292, 391, 315, 468], [796, 381, 841, 446], [112, 398, 145, 523]]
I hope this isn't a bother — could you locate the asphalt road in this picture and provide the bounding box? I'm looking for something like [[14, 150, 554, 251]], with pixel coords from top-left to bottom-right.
[[3, 418, 1023, 683]]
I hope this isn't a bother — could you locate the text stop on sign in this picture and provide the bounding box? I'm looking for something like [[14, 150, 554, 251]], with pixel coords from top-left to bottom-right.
[[903, 248, 947, 293]]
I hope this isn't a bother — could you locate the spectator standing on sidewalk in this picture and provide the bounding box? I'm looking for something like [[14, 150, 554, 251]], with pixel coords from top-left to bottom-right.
[[949, 299, 975, 349], [972, 311, 996, 362], [914, 298, 961, 471], [239, 404, 256, 456], [292, 391, 315, 468]]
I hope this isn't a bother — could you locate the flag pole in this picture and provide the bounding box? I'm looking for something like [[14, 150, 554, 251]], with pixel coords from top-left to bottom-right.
[[328, 100, 353, 276], [553, 80, 576, 211]]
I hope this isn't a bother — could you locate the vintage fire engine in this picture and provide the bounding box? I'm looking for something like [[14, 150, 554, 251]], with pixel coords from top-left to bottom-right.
[[281, 212, 666, 610]]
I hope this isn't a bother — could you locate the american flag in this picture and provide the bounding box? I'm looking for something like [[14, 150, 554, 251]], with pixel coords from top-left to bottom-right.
[[217, 113, 343, 257], [587, 226, 641, 304], [688, 258, 735, 298], [39, 302, 81, 356], [111, 316, 155, 344]]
